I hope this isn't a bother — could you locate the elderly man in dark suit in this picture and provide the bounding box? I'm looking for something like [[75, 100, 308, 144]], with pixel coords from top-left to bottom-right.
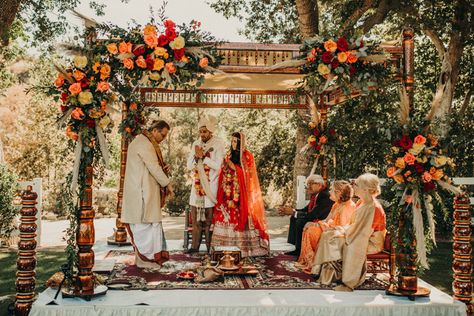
[[279, 174, 333, 256]]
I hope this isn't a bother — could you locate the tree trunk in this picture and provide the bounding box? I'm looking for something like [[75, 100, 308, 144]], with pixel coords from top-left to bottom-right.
[[293, 0, 319, 200], [0, 0, 22, 46]]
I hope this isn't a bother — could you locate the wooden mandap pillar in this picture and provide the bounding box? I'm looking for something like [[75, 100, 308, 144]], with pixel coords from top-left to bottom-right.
[[318, 95, 329, 182], [109, 102, 131, 245], [402, 27, 414, 109], [15, 186, 38, 315], [452, 195, 473, 314]]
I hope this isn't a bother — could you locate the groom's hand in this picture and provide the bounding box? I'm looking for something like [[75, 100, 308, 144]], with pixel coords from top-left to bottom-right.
[[195, 145, 204, 159]]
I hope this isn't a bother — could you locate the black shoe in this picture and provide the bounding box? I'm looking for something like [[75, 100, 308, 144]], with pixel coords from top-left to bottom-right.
[[185, 248, 199, 254], [284, 250, 299, 256]]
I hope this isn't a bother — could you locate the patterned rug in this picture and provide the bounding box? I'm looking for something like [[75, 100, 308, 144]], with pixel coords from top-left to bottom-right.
[[105, 250, 389, 290]]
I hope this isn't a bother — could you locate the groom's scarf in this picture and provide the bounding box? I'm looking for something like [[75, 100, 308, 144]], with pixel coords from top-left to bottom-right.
[[194, 139, 217, 221], [142, 130, 169, 208]]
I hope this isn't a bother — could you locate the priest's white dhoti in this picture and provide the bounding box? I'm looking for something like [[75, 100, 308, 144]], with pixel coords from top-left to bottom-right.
[[126, 223, 169, 267]]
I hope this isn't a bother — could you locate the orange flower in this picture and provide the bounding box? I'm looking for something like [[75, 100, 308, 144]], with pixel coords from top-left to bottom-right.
[[430, 167, 444, 180], [403, 152, 416, 165], [66, 125, 78, 141], [395, 157, 405, 169], [422, 171, 433, 183], [100, 64, 111, 80], [71, 107, 85, 120], [319, 135, 328, 144], [123, 58, 134, 70], [404, 195, 413, 204], [386, 166, 397, 178], [107, 43, 118, 55], [54, 74, 65, 87], [73, 70, 85, 81], [92, 62, 101, 73], [96, 81, 110, 92], [347, 52, 358, 63], [427, 134, 438, 147], [324, 39, 337, 52], [165, 62, 177, 74], [199, 57, 209, 68], [129, 102, 138, 110], [181, 56, 189, 63], [393, 174, 405, 184], [337, 52, 348, 63], [136, 56, 147, 69], [144, 34, 158, 48], [68, 82, 82, 95], [101, 100, 107, 111], [124, 127, 132, 133], [143, 24, 157, 36], [414, 135, 427, 144], [153, 58, 164, 71], [118, 42, 132, 54]]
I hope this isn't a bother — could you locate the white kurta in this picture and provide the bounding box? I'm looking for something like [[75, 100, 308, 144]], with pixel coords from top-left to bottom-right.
[[187, 136, 225, 208]]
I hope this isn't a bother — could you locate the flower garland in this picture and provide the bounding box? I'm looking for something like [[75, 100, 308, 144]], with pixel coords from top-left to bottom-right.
[[224, 166, 240, 209], [386, 132, 459, 269], [194, 165, 211, 196], [300, 35, 389, 95], [304, 121, 338, 175]]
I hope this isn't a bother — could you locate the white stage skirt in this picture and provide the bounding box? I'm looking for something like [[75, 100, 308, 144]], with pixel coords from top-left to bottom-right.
[[31, 279, 465, 316]]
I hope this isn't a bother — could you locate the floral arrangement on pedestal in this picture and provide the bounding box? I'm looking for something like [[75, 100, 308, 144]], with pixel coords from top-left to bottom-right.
[[299, 35, 390, 95]]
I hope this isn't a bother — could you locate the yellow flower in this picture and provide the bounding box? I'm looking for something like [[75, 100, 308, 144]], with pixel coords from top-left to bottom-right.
[[99, 115, 111, 129], [430, 167, 444, 180], [169, 36, 185, 50], [78, 90, 93, 105], [408, 143, 425, 155], [416, 156, 428, 163], [143, 24, 157, 36], [433, 155, 448, 167], [308, 122, 317, 129], [73, 55, 88, 68], [317, 63, 330, 75], [337, 52, 347, 63], [149, 72, 161, 81], [324, 39, 337, 52], [393, 174, 405, 184], [395, 157, 405, 169], [307, 135, 317, 144], [154, 47, 167, 56], [153, 58, 165, 71]]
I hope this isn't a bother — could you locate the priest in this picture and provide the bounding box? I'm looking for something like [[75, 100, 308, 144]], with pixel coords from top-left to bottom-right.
[[186, 115, 225, 253], [121, 120, 173, 269]]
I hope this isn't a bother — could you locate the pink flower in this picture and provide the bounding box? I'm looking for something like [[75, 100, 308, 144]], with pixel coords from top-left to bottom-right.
[[96, 81, 110, 92], [422, 171, 433, 183]]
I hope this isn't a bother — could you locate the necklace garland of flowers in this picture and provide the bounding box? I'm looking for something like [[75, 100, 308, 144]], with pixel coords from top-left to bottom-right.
[[386, 88, 461, 276]]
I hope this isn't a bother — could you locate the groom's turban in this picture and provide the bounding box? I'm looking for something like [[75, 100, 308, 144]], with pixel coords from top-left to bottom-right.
[[198, 115, 218, 133]]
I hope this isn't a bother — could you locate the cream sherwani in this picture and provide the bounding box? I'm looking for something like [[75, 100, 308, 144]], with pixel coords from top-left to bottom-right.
[[187, 136, 225, 208], [122, 134, 170, 264]]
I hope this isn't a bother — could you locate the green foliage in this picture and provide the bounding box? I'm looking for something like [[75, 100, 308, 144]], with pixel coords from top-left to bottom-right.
[[0, 164, 19, 240]]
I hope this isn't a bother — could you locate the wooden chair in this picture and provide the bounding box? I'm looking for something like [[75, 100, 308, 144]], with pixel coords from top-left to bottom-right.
[[366, 232, 395, 284], [183, 208, 212, 250]]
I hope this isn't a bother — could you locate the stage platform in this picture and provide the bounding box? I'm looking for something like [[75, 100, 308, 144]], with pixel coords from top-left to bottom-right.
[[29, 238, 466, 316]]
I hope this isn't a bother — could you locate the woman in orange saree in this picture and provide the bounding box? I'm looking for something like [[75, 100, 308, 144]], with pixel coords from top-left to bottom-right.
[[295, 180, 356, 273], [211, 132, 269, 257]]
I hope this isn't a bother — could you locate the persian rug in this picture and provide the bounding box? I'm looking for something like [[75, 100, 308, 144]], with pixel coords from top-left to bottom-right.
[[105, 250, 389, 290]]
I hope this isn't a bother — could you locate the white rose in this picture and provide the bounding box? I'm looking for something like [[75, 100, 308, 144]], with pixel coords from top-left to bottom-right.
[[99, 115, 111, 129], [78, 90, 93, 105], [432, 155, 448, 167], [74, 55, 88, 68], [169, 36, 185, 50]]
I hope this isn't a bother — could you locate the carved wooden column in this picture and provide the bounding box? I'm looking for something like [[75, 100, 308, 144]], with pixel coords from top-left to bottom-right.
[[77, 165, 95, 295], [402, 27, 414, 109], [109, 101, 131, 245], [15, 186, 38, 316], [452, 194, 472, 314]]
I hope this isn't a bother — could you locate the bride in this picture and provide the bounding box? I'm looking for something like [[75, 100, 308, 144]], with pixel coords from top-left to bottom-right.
[[210, 132, 269, 257]]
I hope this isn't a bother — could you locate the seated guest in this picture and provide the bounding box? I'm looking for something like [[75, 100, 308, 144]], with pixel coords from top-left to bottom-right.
[[312, 173, 386, 291], [295, 180, 356, 273], [278, 174, 333, 256]]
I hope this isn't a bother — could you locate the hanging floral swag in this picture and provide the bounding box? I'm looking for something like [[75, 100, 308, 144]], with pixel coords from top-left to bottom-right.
[[302, 121, 339, 175]]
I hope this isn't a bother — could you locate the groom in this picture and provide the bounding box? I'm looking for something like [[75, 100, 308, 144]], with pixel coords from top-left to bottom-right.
[[186, 115, 225, 253]]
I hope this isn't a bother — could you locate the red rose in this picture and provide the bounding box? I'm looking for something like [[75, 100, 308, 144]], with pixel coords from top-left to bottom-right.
[[158, 34, 169, 47], [164, 20, 176, 30], [399, 135, 413, 150], [349, 65, 357, 75], [313, 129, 320, 136], [173, 48, 185, 60], [61, 92, 69, 103], [60, 105, 68, 112], [414, 163, 424, 174], [423, 181, 435, 192], [337, 37, 349, 52], [321, 51, 333, 64], [85, 119, 96, 128], [80, 77, 90, 88], [145, 54, 154, 70], [165, 28, 177, 41], [331, 60, 339, 69], [133, 45, 146, 56], [329, 128, 336, 136], [315, 144, 322, 151]]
